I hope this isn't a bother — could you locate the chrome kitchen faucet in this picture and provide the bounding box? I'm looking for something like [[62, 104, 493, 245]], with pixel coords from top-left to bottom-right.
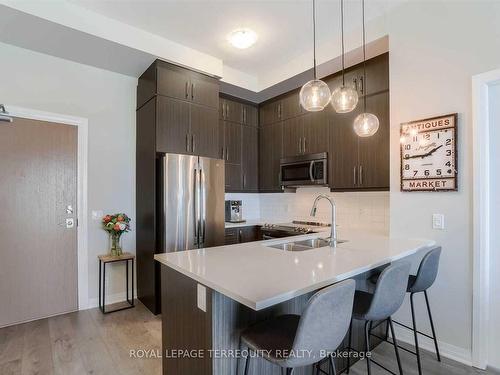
[[310, 194, 338, 247]]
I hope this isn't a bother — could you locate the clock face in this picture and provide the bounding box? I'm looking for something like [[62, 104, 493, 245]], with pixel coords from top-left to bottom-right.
[[400, 114, 457, 191]]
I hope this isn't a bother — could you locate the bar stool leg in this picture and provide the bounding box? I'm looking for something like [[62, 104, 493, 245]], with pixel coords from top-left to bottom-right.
[[424, 290, 441, 361], [388, 317, 404, 375], [346, 319, 353, 374], [329, 356, 337, 375], [410, 293, 422, 375], [244, 353, 250, 375], [364, 321, 372, 375]]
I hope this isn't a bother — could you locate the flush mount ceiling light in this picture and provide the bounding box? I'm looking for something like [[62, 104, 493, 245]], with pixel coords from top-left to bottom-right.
[[228, 28, 258, 49], [331, 0, 358, 113], [353, 0, 379, 137], [299, 0, 331, 112]]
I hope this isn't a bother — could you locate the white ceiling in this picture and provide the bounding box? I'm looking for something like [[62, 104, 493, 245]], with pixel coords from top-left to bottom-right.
[[68, 0, 400, 82]]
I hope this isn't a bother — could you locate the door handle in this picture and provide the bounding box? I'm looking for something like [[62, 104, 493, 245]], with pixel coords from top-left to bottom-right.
[[191, 82, 194, 100], [238, 229, 242, 242], [193, 168, 199, 245], [185, 81, 189, 99], [359, 76, 364, 94], [309, 161, 315, 181], [353, 77, 358, 91], [353, 166, 357, 186], [227, 103, 230, 119], [303, 138, 307, 154], [192, 134, 195, 153], [186, 133, 190, 152], [199, 169, 205, 244], [226, 147, 229, 161], [221, 147, 224, 159], [243, 173, 246, 188], [359, 165, 363, 185], [298, 137, 302, 154]]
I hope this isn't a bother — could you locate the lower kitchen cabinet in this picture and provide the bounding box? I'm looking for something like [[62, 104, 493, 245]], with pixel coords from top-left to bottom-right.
[[259, 122, 283, 192], [224, 226, 260, 245]]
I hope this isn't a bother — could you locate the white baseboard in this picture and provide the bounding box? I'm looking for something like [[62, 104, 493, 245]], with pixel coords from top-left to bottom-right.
[[86, 290, 137, 310], [392, 324, 472, 367]]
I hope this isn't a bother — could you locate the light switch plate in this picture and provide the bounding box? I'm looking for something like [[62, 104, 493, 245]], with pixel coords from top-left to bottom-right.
[[197, 284, 206, 312], [92, 210, 103, 221], [432, 214, 445, 230]]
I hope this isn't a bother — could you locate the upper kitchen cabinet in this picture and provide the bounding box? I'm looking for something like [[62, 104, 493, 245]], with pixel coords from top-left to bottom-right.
[[329, 91, 389, 191], [156, 62, 219, 109], [259, 121, 283, 192], [220, 98, 243, 123], [260, 99, 282, 126], [137, 60, 220, 159], [241, 125, 259, 191], [242, 104, 258, 127], [281, 91, 303, 120], [282, 111, 329, 157]]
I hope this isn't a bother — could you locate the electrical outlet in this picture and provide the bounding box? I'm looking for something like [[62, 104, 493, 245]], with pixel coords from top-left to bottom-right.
[[92, 210, 103, 221], [432, 214, 445, 230]]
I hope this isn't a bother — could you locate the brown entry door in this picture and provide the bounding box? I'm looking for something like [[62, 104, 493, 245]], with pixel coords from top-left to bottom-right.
[[0, 116, 78, 327]]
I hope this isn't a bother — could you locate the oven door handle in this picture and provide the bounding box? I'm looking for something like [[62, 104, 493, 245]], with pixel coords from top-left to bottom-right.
[[262, 234, 275, 240], [309, 161, 315, 181]]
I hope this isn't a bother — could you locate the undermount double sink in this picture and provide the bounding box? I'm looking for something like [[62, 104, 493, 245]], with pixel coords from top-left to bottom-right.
[[268, 238, 347, 252]]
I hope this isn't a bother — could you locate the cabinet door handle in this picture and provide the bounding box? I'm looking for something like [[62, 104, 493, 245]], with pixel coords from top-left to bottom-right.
[[298, 137, 302, 154], [303, 138, 307, 153], [226, 147, 229, 161], [243, 174, 246, 188], [359, 76, 364, 94], [185, 81, 189, 99], [359, 165, 363, 185], [353, 166, 357, 186], [186, 133, 190, 152], [243, 108, 246, 124], [221, 147, 224, 159], [191, 83, 194, 100], [222, 102, 226, 119], [238, 229, 242, 242], [192, 134, 195, 153]]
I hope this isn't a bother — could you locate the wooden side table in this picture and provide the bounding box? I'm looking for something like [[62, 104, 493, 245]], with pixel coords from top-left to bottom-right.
[[98, 252, 135, 314]]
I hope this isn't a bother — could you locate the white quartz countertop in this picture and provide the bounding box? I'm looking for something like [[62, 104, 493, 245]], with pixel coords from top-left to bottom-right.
[[154, 231, 435, 311], [224, 220, 266, 228]]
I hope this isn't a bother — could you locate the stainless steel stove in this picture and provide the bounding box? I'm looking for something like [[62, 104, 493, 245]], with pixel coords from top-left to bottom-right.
[[260, 221, 331, 239]]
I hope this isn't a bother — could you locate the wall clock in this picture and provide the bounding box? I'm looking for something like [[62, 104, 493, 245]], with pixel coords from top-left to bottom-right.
[[400, 113, 458, 192]]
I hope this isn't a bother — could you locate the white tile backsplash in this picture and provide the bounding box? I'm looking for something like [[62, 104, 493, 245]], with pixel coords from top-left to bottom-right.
[[227, 187, 390, 235]]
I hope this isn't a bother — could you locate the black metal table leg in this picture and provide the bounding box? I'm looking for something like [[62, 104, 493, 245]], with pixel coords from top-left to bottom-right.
[[98, 259, 102, 312]]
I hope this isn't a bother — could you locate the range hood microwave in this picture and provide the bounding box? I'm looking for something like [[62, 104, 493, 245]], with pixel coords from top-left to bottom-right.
[[280, 152, 328, 187]]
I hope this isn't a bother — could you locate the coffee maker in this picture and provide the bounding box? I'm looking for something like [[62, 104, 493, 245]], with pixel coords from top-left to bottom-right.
[[225, 200, 245, 223]]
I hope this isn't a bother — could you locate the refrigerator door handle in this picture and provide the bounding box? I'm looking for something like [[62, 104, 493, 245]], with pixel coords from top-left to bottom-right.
[[199, 168, 206, 244], [193, 168, 199, 245]]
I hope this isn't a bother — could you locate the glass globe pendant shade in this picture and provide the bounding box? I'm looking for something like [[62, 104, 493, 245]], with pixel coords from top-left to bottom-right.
[[330, 85, 359, 113], [299, 79, 331, 112], [353, 112, 380, 137]]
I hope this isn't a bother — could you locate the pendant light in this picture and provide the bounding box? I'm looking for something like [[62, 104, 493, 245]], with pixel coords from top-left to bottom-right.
[[331, 0, 358, 113], [299, 0, 331, 112], [353, 0, 379, 137]]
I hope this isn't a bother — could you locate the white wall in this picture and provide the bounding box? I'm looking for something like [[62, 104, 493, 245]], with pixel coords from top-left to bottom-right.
[[488, 82, 500, 370], [0, 42, 137, 307], [386, 0, 500, 364]]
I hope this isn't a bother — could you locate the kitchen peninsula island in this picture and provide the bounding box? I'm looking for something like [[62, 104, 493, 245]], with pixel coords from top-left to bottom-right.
[[154, 231, 435, 375]]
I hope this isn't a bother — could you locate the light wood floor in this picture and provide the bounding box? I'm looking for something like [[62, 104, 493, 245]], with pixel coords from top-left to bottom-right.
[[0, 301, 495, 375]]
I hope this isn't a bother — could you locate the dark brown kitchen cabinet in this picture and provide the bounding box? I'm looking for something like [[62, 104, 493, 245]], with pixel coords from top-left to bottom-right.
[[282, 111, 329, 157], [259, 121, 283, 191], [242, 104, 258, 127], [225, 163, 242, 191], [223, 121, 241, 164], [156, 62, 219, 109], [220, 98, 243, 123], [260, 99, 282, 126], [358, 92, 390, 189], [224, 226, 260, 245], [156, 96, 191, 154], [156, 96, 219, 158], [329, 91, 389, 191], [281, 92, 303, 120], [241, 125, 259, 191], [190, 104, 219, 159]]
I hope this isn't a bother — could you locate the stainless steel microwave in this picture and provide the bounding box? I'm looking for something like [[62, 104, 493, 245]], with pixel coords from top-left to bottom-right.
[[280, 152, 328, 187]]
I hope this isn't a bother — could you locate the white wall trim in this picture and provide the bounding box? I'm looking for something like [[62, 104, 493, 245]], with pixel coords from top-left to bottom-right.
[[471, 69, 500, 369], [393, 325, 472, 366], [4, 105, 90, 311]]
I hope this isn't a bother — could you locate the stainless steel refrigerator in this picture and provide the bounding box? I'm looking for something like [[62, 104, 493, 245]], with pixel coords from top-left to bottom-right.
[[157, 154, 225, 253]]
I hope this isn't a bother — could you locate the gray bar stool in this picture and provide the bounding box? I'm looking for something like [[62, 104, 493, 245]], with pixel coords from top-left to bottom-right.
[[240, 279, 355, 375], [370, 247, 442, 375], [346, 262, 411, 375]]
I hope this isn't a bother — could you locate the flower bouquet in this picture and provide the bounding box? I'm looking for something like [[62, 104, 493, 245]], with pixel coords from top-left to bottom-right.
[[102, 213, 131, 256]]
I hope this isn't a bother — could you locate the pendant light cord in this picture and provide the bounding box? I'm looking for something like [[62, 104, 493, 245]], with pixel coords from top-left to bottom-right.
[[313, 0, 317, 79], [362, 0, 367, 111], [341, 0, 345, 86]]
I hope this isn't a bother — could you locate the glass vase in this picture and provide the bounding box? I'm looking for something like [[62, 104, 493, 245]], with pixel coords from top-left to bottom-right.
[[109, 232, 123, 256]]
